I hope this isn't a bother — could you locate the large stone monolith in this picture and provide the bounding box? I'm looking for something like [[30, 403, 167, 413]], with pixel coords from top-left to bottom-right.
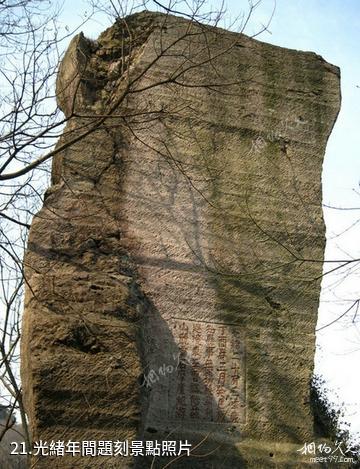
[[21, 11, 340, 468]]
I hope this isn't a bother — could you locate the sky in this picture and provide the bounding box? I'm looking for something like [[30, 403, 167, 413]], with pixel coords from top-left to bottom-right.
[[60, 0, 360, 437]]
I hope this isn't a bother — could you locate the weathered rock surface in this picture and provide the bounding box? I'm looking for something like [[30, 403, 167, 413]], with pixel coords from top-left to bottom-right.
[[21, 11, 340, 468]]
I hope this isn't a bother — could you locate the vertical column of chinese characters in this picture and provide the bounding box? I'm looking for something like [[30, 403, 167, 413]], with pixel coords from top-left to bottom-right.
[[203, 324, 216, 422], [228, 333, 245, 423], [174, 322, 189, 420], [189, 323, 202, 420], [228, 360, 241, 423], [216, 326, 227, 422]]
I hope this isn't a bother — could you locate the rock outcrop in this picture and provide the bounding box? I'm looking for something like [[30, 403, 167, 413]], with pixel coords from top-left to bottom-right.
[[21, 11, 341, 468]]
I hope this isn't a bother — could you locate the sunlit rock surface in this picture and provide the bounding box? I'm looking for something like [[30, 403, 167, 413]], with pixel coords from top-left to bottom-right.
[[21, 11, 340, 468]]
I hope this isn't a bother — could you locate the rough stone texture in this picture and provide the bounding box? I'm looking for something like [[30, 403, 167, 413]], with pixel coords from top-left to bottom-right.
[[21, 11, 341, 468]]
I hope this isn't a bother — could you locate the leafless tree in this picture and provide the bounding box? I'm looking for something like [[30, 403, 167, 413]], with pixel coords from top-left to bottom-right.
[[0, 0, 276, 462], [0, 0, 91, 458]]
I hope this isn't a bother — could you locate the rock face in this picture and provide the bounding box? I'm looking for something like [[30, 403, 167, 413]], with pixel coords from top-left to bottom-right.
[[21, 11, 340, 468]]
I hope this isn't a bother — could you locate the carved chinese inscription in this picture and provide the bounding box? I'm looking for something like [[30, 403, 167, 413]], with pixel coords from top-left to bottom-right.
[[169, 319, 246, 424]]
